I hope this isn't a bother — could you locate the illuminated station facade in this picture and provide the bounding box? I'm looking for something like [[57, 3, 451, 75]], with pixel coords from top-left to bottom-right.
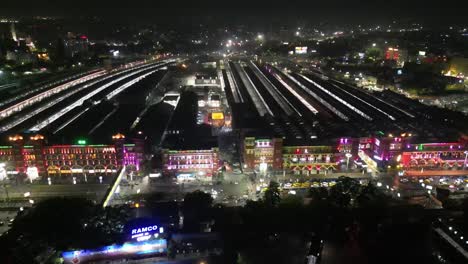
[[401, 142, 468, 174], [0, 133, 143, 181], [162, 148, 219, 181], [242, 134, 468, 176]]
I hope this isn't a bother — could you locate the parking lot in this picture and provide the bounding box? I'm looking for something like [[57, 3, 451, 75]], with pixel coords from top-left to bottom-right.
[[0, 210, 18, 236]]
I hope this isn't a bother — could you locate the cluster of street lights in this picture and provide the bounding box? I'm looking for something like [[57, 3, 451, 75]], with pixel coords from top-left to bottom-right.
[[376, 182, 402, 198], [443, 220, 468, 248]]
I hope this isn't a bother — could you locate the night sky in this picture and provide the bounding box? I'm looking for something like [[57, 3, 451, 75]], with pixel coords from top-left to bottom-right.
[[2, 0, 466, 25]]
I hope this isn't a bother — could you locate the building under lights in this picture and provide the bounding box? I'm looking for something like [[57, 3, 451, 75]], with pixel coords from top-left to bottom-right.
[[335, 134, 412, 165], [0, 133, 143, 180], [282, 145, 338, 175], [401, 142, 468, 171], [161, 148, 219, 180], [243, 137, 283, 172], [242, 135, 467, 175]]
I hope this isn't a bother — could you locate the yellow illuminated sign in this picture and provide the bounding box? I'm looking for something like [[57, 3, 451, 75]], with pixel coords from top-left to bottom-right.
[[211, 112, 224, 120]]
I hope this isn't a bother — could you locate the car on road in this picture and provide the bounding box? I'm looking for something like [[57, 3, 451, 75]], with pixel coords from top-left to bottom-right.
[[292, 182, 301, 188], [120, 181, 130, 186], [0, 221, 4, 226]]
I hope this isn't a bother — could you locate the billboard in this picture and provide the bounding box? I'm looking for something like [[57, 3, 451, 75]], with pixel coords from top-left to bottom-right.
[[62, 239, 167, 264], [295, 46, 308, 54], [211, 112, 224, 120]]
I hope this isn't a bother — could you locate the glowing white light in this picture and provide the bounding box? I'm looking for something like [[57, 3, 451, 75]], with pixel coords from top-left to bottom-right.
[[299, 74, 373, 121], [281, 71, 348, 120], [26, 167, 39, 182], [272, 74, 319, 115], [0, 163, 6, 181], [27, 61, 172, 132]]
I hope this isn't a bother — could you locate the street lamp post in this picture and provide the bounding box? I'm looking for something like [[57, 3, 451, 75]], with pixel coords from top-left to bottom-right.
[[464, 151, 468, 169], [345, 153, 353, 170]]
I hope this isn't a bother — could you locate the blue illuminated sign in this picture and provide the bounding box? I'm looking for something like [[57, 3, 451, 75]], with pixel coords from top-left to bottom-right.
[[62, 239, 167, 264], [132, 225, 158, 235], [130, 224, 164, 241]]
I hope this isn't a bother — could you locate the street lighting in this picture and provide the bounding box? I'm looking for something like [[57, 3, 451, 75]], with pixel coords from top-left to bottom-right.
[[0, 162, 6, 181], [345, 153, 353, 170], [464, 151, 468, 168]]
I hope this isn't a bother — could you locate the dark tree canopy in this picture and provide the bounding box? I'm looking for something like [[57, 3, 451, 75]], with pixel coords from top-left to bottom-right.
[[263, 181, 281, 207]]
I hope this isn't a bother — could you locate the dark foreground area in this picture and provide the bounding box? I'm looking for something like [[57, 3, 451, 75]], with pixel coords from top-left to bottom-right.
[[0, 177, 467, 264]]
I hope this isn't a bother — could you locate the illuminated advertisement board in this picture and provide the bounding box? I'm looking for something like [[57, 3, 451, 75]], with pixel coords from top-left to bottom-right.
[[131, 224, 164, 241], [177, 173, 196, 181], [295, 46, 308, 54], [211, 112, 224, 120], [62, 239, 167, 264]]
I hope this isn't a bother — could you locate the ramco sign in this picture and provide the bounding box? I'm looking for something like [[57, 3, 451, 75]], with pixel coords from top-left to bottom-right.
[[130, 224, 164, 241], [132, 225, 158, 235]]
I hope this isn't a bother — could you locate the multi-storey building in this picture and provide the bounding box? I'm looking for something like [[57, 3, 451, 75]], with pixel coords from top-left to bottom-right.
[[162, 148, 219, 180], [0, 134, 143, 181], [401, 142, 468, 170], [242, 135, 467, 176], [283, 146, 337, 175], [243, 137, 283, 172]]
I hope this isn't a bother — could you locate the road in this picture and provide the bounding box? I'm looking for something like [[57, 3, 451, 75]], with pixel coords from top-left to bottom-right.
[[0, 183, 109, 201], [0, 210, 16, 235], [107, 173, 252, 207]]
